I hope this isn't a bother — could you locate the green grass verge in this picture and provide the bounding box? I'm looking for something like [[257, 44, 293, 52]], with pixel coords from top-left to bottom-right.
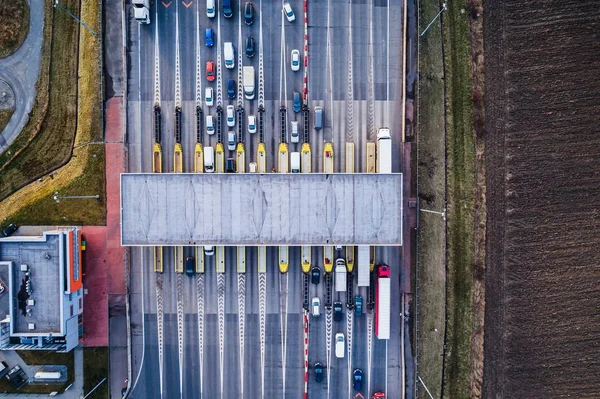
[[7, 144, 106, 225], [83, 347, 109, 399], [442, 1, 477, 398], [0, 0, 30, 58], [0, 350, 74, 394], [416, 0, 447, 397], [0, 0, 79, 200], [0, 108, 14, 134], [0, 0, 105, 226]]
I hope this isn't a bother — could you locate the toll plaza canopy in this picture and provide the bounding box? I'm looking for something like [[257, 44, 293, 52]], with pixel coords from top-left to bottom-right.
[[120, 173, 403, 246]]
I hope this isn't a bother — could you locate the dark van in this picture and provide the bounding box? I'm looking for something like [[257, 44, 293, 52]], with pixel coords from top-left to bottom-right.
[[293, 91, 301, 113], [314, 106, 323, 129], [185, 257, 195, 276], [226, 158, 236, 173], [223, 0, 233, 18]]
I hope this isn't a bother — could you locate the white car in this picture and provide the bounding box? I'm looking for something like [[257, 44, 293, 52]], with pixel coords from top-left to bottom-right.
[[206, 115, 215, 135], [283, 2, 295, 22], [228, 131, 236, 151], [291, 49, 300, 71], [204, 246, 214, 256], [312, 297, 320, 317], [226, 105, 235, 127], [205, 87, 213, 107], [335, 333, 345, 358], [248, 114, 257, 134], [290, 120, 299, 143]]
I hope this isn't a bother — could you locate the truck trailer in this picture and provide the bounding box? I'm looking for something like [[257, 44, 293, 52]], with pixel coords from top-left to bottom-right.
[[375, 264, 391, 339], [243, 66, 255, 100], [335, 258, 347, 292], [357, 245, 370, 286]]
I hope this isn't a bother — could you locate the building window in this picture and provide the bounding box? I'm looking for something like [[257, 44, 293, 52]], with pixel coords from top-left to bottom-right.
[[79, 298, 83, 310], [68, 293, 73, 301], [70, 305, 73, 317]]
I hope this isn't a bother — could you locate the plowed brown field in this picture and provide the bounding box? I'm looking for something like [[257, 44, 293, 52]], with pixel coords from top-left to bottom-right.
[[482, 0, 600, 397]]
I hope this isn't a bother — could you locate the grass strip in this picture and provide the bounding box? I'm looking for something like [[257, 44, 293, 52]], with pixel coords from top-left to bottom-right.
[[0, 350, 74, 394], [0, 0, 105, 226], [0, 0, 30, 58], [83, 347, 109, 398], [416, 0, 448, 397], [441, 0, 477, 398], [0, 0, 79, 200], [0, 108, 14, 134], [0, 1, 52, 169]]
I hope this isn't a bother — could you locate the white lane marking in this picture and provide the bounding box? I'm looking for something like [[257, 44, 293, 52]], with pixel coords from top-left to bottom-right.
[[279, 272, 289, 397], [325, 309, 332, 399], [195, 0, 202, 107], [347, 311, 354, 396], [154, 5, 161, 105], [258, 0, 265, 108], [237, 273, 246, 397], [197, 274, 205, 395], [326, 0, 334, 142], [176, 273, 184, 399], [367, 312, 373, 396], [174, 0, 181, 108], [156, 275, 165, 398], [217, 272, 226, 399], [346, 0, 354, 142], [367, 0, 375, 141], [258, 272, 267, 399]]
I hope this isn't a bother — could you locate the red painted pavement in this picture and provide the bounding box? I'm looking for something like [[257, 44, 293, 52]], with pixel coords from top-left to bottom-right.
[[82, 97, 127, 346]]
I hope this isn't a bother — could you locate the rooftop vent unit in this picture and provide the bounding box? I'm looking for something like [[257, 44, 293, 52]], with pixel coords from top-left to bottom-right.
[[20, 265, 28, 272], [28, 323, 35, 330], [27, 299, 35, 306]]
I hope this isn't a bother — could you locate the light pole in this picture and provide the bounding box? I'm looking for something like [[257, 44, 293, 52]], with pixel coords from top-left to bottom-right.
[[420, 207, 447, 221], [418, 375, 436, 399], [53, 191, 100, 203], [54, 0, 98, 37], [420, 2, 448, 37]]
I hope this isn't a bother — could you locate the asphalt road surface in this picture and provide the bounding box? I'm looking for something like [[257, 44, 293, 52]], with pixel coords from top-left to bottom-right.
[[126, 0, 405, 398]]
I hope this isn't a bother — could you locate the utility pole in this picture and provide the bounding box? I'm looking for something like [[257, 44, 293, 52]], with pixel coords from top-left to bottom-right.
[[54, 0, 98, 37], [53, 192, 100, 203], [420, 3, 448, 37], [420, 207, 447, 221]]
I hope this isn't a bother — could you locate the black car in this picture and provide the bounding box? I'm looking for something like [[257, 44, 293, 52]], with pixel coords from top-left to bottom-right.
[[311, 266, 320, 285], [314, 362, 324, 383], [244, 2, 254, 25], [226, 158, 236, 173], [227, 79, 236, 99], [353, 368, 363, 391], [246, 36, 256, 58], [185, 256, 195, 276], [333, 301, 343, 321], [1, 224, 17, 237]]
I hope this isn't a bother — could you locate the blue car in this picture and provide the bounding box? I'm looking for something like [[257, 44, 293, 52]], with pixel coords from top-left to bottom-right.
[[227, 79, 236, 99], [355, 295, 363, 317], [205, 29, 214, 47]]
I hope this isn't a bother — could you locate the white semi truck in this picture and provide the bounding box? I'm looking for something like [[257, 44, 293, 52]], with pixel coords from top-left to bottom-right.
[[335, 258, 347, 292], [376, 127, 392, 173], [357, 245, 370, 286], [132, 0, 150, 24], [243, 66, 255, 100], [290, 152, 300, 173]]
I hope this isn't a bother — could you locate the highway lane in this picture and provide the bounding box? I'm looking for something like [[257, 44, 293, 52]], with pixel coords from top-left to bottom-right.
[[127, 0, 407, 398]]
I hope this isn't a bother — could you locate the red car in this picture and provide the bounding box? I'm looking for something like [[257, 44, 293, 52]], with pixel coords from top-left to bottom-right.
[[206, 61, 215, 81], [372, 393, 385, 399]]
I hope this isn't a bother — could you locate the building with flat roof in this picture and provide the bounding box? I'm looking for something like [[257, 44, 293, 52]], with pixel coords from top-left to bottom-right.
[[0, 227, 83, 352]]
